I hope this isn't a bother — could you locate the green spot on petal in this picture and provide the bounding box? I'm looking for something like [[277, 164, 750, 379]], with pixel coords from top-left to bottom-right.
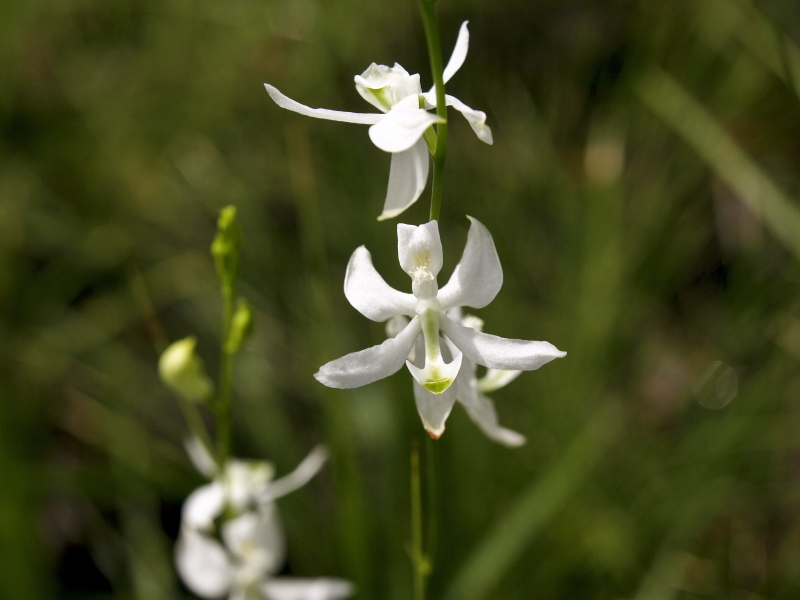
[[423, 377, 452, 395]]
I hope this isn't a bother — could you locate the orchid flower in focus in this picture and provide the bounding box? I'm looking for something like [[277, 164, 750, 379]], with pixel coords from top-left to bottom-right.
[[264, 21, 492, 220], [314, 217, 565, 403], [175, 441, 353, 600], [386, 310, 527, 443]]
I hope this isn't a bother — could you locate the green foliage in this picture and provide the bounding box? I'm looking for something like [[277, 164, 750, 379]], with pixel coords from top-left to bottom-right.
[[1, 0, 800, 599]]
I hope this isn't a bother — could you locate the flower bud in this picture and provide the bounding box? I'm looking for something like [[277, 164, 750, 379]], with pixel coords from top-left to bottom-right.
[[211, 206, 241, 291], [159, 337, 214, 402], [226, 299, 254, 354]]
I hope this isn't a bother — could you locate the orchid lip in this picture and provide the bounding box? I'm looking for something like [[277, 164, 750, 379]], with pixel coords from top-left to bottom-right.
[[406, 351, 462, 395]]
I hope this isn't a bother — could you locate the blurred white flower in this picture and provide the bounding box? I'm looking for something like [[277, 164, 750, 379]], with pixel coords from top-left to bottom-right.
[[388, 310, 525, 443], [264, 21, 492, 220], [175, 444, 352, 600], [314, 217, 565, 409]]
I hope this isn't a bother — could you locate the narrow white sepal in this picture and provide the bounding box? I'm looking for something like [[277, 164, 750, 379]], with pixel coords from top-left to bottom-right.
[[262, 445, 328, 502], [379, 138, 430, 221], [264, 84, 383, 124], [184, 436, 217, 478], [438, 216, 503, 310], [456, 364, 525, 447], [262, 578, 355, 600], [478, 368, 522, 393], [421, 92, 493, 145], [315, 317, 421, 388], [413, 381, 458, 438], [440, 314, 566, 371], [442, 21, 470, 85]]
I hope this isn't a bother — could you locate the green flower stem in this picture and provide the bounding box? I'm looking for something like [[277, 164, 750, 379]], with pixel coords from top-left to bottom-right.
[[216, 285, 235, 465], [425, 435, 438, 569], [411, 442, 429, 600], [419, 0, 448, 223]]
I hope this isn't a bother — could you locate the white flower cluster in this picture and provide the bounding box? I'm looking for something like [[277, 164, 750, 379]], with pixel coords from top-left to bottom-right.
[[176, 441, 352, 600]]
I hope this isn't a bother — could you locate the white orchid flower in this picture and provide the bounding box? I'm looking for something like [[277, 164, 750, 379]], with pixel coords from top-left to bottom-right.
[[264, 21, 493, 220], [314, 217, 565, 401], [176, 443, 352, 600], [387, 310, 526, 443]]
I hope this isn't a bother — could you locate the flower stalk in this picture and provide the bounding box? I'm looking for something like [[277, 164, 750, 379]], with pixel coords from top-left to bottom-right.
[[211, 206, 243, 465], [410, 442, 431, 600], [419, 0, 448, 222]]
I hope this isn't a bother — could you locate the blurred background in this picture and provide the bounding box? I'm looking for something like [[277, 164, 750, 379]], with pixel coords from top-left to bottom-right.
[[2, 0, 800, 598]]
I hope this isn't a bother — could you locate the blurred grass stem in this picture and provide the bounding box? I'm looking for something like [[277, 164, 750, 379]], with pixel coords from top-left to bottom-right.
[[419, 0, 448, 222], [633, 67, 800, 261], [216, 285, 234, 465], [445, 406, 622, 600]]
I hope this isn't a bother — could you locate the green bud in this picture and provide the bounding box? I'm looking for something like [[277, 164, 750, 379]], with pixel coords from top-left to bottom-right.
[[226, 299, 254, 354], [158, 337, 214, 402], [211, 206, 241, 291]]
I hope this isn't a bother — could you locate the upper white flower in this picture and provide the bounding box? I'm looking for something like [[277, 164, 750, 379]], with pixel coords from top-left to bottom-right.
[[175, 442, 353, 600], [387, 310, 527, 443], [263, 21, 493, 220], [314, 217, 566, 402]]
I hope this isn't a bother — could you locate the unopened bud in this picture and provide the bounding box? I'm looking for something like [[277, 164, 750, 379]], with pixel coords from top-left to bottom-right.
[[158, 337, 214, 402], [211, 206, 241, 290], [226, 299, 254, 354]]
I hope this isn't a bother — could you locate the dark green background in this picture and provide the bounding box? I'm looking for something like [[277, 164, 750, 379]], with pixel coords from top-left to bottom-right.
[[2, 0, 800, 598]]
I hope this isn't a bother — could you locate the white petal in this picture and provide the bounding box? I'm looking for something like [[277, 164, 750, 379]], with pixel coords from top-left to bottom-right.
[[262, 578, 355, 600], [413, 380, 458, 438], [184, 436, 217, 478], [445, 95, 493, 144], [443, 22, 470, 84], [438, 216, 503, 310], [421, 93, 493, 145], [378, 138, 430, 221], [456, 366, 526, 447], [344, 246, 416, 322], [440, 315, 566, 370], [478, 368, 522, 393], [397, 221, 443, 277], [175, 528, 233, 598], [263, 445, 328, 502], [314, 317, 421, 388], [182, 482, 225, 530], [368, 96, 444, 153], [264, 84, 383, 125], [222, 505, 285, 575]]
